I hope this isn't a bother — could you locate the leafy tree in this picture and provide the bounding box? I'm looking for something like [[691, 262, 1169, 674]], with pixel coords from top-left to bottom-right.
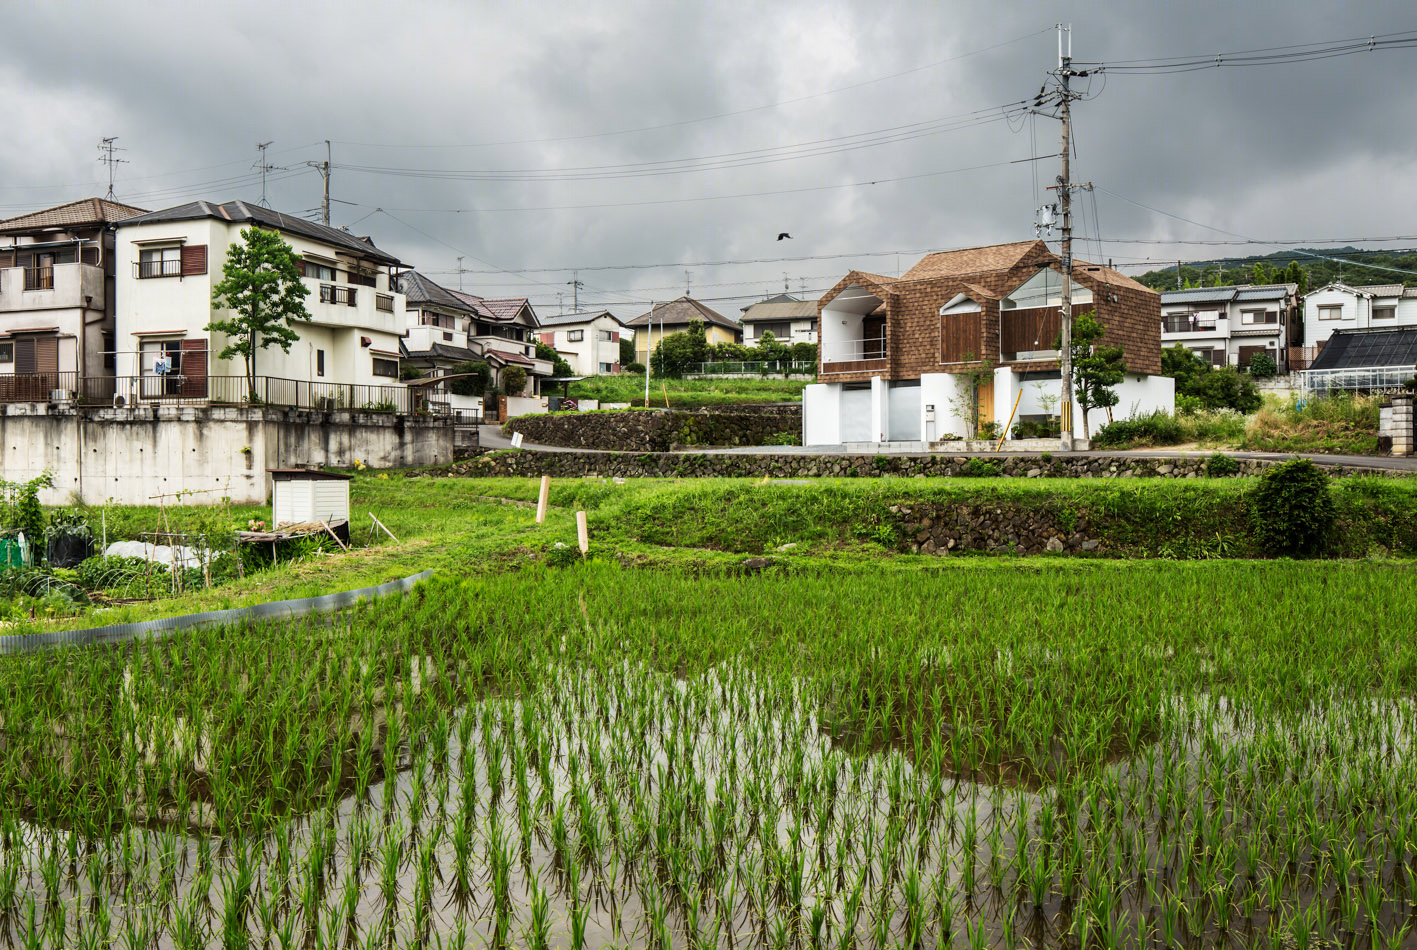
[[651, 320, 709, 377], [1247, 351, 1278, 378], [790, 341, 818, 365], [447, 360, 490, 397], [1195, 368, 1261, 413], [751, 331, 789, 362], [535, 341, 574, 377], [708, 342, 751, 361], [619, 336, 635, 367], [1068, 312, 1126, 439], [501, 365, 528, 395], [946, 354, 995, 439], [206, 227, 312, 398]]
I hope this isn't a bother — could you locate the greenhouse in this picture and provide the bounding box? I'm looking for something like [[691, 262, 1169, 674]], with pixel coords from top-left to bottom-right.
[[1300, 326, 1417, 395]]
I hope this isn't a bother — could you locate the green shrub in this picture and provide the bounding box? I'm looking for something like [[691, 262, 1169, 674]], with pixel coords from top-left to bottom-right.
[[1247, 352, 1277, 378], [961, 458, 1001, 478], [1011, 417, 1061, 440], [448, 361, 491, 397], [1094, 411, 1186, 448], [762, 431, 801, 446], [1249, 458, 1335, 557], [625, 362, 646, 374], [1205, 453, 1240, 477]]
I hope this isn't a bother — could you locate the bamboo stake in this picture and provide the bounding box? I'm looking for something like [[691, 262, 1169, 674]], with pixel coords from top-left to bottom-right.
[[320, 520, 350, 552], [576, 511, 589, 556], [996, 389, 1024, 453], [368, 512, 399, 543], [536, 476, 551, 524]]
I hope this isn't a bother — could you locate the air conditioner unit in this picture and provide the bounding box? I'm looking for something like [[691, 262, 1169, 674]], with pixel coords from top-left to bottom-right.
[[113, 394, 126, 409], [50, 389, 74, 404]]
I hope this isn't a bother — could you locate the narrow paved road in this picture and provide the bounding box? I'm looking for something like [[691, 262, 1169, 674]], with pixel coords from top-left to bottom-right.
[[477, 425, 1417, 472]]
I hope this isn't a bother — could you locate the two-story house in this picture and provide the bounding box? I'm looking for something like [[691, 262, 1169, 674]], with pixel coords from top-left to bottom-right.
[[0, 198, 146, 401], [625, 296, 742, 364], [1302, 282, 1417, 353], [536, 310, 628, 375], [395, 271, 552, 395], [112, 200, 409, 407], [740, 293, 818, 346], [807, 240, 1173, 446], [1159, 283, 1299, 372]]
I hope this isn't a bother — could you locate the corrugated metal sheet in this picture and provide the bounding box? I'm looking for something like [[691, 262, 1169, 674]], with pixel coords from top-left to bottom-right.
[[1308, 327, 1417, 371], [1159, 287, 1238, 305], [1234, 284, 1296, 302]]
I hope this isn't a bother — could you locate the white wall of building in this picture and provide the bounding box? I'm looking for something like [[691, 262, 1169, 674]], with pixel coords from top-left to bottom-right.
[[802, 383, 839, 445], [539, 314, 625, 374]]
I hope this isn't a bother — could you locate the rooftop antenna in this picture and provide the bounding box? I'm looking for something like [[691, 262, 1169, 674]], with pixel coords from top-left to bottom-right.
[[456, 256, 464, 291], [97, 137, 127, 201], [684, 269, 691, 297], [784, 272, 789, 292], [254, 141, 275, 207]]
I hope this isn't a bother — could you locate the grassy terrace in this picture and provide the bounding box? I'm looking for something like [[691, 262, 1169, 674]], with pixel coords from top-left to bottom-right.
[[1, 473, 1416, 947], [566, 375, 807, 407]]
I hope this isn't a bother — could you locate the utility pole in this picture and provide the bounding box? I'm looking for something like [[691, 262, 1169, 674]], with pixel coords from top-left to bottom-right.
[[643, 300, 656, 406], [97, 137, 128, 201], [568, 271, 583, 310], [1177, 261, 1182, 289], [304, 140, 331, 225], [1051, 24, 1080, 451]]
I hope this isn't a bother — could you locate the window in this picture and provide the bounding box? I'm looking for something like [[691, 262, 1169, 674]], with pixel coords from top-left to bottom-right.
[[755, 321, 792, 339], [567, 330, 584, 342], [316, 349, 325, 377], [103, 332, 115, 371], [1241, 309, 1277, 325], [597, 329, 614, 342], [1318, 304, 1344, 320], [304, 261, 335, 282], [1192, 347, 1224, 367], [138, 246, 181, 278], [600, 362, 614, 373], [372, 357, 399, 378], [0, 343, 11, 363], [140, 338, 184, 376], [1374, 306, 1396, 320]]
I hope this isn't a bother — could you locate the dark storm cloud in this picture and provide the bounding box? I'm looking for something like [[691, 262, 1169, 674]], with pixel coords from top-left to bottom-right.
[[1, 0, 1413, 312]]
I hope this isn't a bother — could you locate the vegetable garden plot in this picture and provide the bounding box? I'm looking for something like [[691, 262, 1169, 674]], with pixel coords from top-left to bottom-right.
[[0, 563, 1414, 948]]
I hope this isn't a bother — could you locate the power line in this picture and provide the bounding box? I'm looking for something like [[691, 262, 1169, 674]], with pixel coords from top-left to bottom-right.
[[1073, 29, 1417, 73]]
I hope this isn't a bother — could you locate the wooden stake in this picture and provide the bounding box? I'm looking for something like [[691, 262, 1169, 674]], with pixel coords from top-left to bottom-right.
[[320, 520, 350, 551], [576, 510, 589, 555], [536, 475, 551, 524], [369, 512, 399, 543]]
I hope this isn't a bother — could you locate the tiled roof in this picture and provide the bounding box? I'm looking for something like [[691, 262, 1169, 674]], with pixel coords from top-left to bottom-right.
[[537, 309, 625, 328], [117, 200, 402, 266], [485, 348, 534, 366], [1354, 283, 1405, 297], [1308, 327, 1417, 371], [740, 292, 802, 312], [1070, 261, 1156, 294], [624, 296, 740, 331], [1160, 287, 1239, 305], [901, 241, 1046, 281], [480, 297, 534, 323], [396, 272, 478, 313], [740, 299, 818, 322], [0, 197, 148, 234], [1235, 283, 1298, 302], [402, 341, 482, 362]]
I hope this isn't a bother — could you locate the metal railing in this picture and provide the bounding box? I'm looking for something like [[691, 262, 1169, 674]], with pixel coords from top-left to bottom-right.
[[135, 259, 182, 279], [0, 372, 440, 415], [1161, 315, 1217, 334], [685, 359, 817, 376], [375, 293, 395, 312], [319, 283, 357, 306], [820, 337, 886, 364], [23, 266, 54, 291], [1302, 366, 1414, 396]]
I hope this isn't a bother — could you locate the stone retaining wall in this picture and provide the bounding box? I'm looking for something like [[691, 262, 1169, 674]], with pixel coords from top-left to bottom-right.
[[891, 503, 1105, 556], [505, 405, 801, 451], [433, 451, 1288, 481]]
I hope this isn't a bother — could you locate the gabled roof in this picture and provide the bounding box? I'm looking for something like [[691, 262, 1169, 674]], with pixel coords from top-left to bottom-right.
[[1161, 286, 1239, 305], [740, 299, 818, 322], [484, 348, 534, 367], [624, 296, 740, 331], [481, 298, 536, 324], [1235, 283, 1298, 302], [401, 341, 484, 363], [537, 309, 626, 328], [1068, 261, 1156, 294], [117, 200, 402, 266], [901, 240, 1047, 281], [0, 197, 148, 235], [1307, 327, 1417, 372], [1354, 283, 1405, 297], [396, 271, 478, 314], [740, 292, 802, 312], [1304, 281, 1367, 299]]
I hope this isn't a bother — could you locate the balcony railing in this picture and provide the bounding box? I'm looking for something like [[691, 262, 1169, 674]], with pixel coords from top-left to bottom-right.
[[23, 266, 54, 291], [820, 337, 887, 365], [685, 360, 817, 376], [320, 283, 357, 306], [375, 293, 394, 312], [135, 259, 182, 279], [0, 373, 441, 416], [1162, 315, 1218, 334]]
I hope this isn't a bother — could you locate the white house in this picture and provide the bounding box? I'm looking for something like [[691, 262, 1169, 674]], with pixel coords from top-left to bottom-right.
[[112, 200, 409, 407], [536, 310, 628, 375], [0, 198, 146, 400], [1302, 282, 1417, 350], [740, 294, 818, 346], [1158, 283, 1299, 371]]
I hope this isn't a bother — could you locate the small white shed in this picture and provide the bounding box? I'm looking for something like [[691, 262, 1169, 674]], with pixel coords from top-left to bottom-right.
[[269, 469, 352, 527]]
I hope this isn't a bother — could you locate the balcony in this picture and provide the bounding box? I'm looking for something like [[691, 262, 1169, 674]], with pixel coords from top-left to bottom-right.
[[304, 280, 402, 334], [0, 262, 105, 312], [1161, 315, 1219, 335], [820, 337, 887, 374]]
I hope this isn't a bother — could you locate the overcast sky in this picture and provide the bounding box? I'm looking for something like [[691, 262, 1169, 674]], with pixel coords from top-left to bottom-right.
[[2, 1, 1413, 316]]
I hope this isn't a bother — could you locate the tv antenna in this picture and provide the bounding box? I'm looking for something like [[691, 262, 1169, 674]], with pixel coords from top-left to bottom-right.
[[254, 141, 276, 207], [97, 137, 128, 200]]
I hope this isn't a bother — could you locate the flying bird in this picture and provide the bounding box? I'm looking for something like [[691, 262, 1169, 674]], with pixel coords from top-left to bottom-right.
[[777, 232, 792, 241]]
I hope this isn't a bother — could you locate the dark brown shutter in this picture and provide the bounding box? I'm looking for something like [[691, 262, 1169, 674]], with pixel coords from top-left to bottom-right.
[[14, 338, 35, 374], [35, 337, 58, 374], [180, 340, 208, 398], [180, 245, 208, 276]]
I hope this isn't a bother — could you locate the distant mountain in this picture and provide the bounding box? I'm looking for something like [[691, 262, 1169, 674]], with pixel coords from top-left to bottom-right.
[[1132, 247, 1417, 294]]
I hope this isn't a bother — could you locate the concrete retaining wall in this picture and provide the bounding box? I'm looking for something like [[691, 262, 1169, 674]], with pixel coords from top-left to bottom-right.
[[1, 404, 452, 505]]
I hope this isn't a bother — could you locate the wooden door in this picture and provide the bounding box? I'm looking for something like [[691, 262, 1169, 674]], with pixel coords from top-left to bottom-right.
[[976, 381, 994, 433]]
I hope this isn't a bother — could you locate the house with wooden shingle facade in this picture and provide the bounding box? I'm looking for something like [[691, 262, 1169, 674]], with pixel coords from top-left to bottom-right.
[[806, 240, 1174, 445]]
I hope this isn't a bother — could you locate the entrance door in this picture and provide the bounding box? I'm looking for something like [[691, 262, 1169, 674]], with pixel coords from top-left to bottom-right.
[[976, 380, 995, 434]]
